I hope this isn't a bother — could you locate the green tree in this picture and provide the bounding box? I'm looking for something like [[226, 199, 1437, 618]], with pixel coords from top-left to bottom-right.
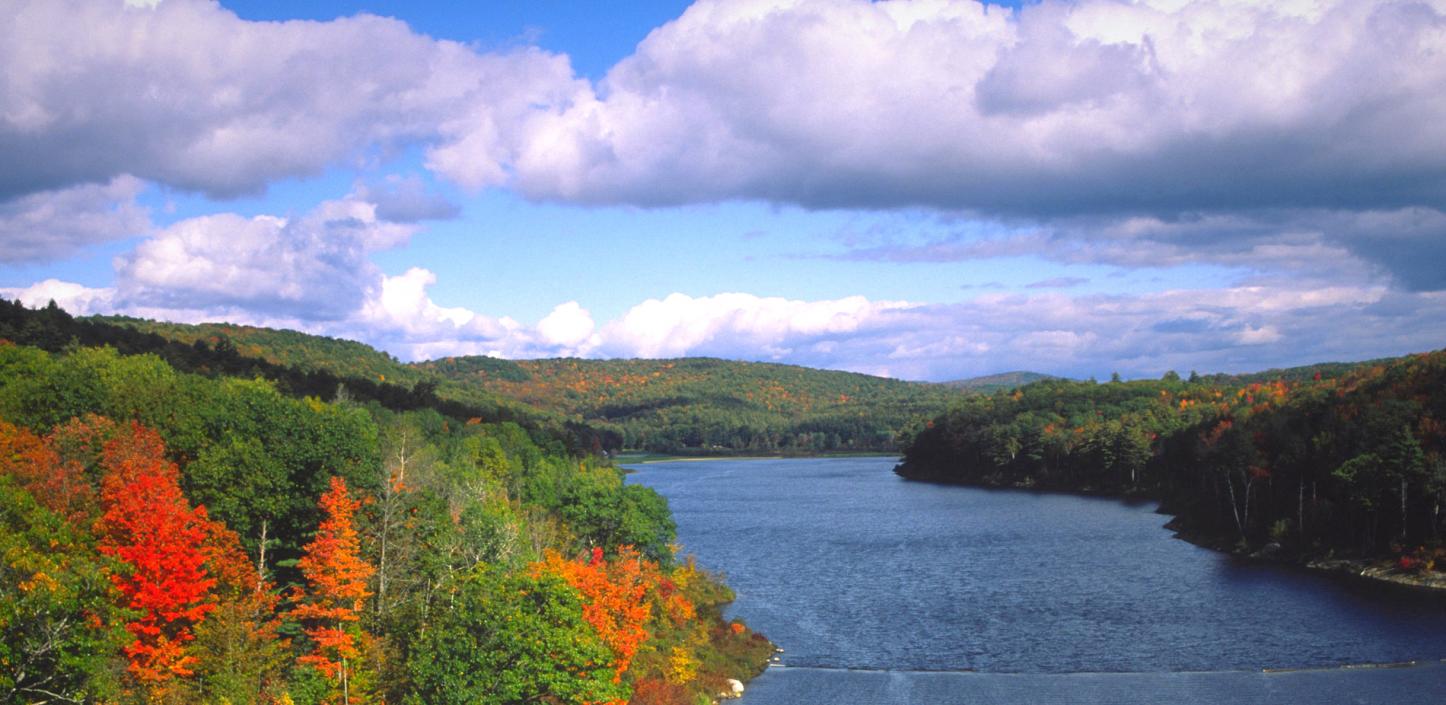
[[403, 566, 624, 705], [0, 476, 128, 704]]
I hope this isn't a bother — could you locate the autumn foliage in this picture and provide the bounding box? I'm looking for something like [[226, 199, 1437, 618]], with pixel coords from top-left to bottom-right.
[[0, 416, 105, 524], [96, 422, 217, 689], [0, 321, 773, 705], [290, 477, 375, 690], [533, 547, 651, 690]]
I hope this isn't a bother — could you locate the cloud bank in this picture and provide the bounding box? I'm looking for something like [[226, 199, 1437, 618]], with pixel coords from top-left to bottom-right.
[[2, 0, 1444, 380]]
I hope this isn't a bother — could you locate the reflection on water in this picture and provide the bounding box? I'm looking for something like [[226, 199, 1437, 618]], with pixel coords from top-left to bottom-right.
[[625, 456, 1446, 703]]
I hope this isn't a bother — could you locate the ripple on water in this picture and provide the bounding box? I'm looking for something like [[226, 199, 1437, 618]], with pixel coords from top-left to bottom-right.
[[625, 456, 1446, 674]]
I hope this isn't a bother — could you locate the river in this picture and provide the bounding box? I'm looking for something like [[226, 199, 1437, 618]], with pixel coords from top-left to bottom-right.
[[623, 456, 1446, 704]]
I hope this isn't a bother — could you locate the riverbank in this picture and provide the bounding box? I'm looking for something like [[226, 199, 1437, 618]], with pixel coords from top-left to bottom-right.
[[1161, 518, 1446, 596], [895, 469, 1446, 595], [615, 450, 899, 465]]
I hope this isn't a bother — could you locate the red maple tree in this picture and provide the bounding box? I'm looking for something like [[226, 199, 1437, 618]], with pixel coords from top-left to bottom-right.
[[291, 476, 375, 703], [96, 422, 216, 690]]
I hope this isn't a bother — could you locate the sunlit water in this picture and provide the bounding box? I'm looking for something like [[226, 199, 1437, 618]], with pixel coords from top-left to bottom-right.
[[624, 456, 1446, 704]]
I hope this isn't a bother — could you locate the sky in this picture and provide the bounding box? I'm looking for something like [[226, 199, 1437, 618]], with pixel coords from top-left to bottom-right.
[[2, 0, 1445, 382]]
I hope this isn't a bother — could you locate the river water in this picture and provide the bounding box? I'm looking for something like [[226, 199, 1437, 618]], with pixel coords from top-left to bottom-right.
[[623, 456, 1446, 704]]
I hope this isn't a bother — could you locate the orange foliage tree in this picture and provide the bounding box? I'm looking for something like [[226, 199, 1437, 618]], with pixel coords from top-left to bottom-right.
[[95, 422, 217, 695], [534, 546, 657, 686], [0, 417, 103, 524], [290, 476, 375, 705]]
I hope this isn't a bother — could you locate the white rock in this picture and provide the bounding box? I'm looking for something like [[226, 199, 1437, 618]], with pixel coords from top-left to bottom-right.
[[726, 678, 745, 697]]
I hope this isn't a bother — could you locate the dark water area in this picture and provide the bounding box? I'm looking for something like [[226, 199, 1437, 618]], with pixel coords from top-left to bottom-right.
[[624, 456, 1446, 703]]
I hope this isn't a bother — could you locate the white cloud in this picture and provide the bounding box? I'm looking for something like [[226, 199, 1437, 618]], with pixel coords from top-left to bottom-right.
[[536, 301, 599, 351], [434, 0, 1446, 221], [0, 176, 150, 262], [1237, 324, 1283, 345], [12, 0, 1438, 225], [1, 279, 116, 315], [597, 292, 913, 359], [439, 0, 1446, 218], [0, 0, 578, 199], [114, 196, 414, 320], [7, 267, 1443, 381]]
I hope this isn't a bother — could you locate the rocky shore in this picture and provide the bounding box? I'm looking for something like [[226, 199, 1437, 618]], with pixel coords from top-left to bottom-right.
[[1161, 516, 1446, 594]]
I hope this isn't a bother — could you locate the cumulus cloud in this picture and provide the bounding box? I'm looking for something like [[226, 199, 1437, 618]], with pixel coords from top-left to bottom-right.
[[7, 264, 1444, 381], [2, 278, 116, 315], [16, 0, 1435, 220], [114, 197, 415, 320], [595, 292, 913, 359], [463, 0, 1446, 218], [7, 0, 1443, 288], [0, 0, 579, 199], [0, 176, 150, 262], [537, 302, 599, 350]]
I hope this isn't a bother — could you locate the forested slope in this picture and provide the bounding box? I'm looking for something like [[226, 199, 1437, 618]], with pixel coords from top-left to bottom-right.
[[897, 353, 1446, 569], [90, 311, 969, 454], [1, 301, 612, 455], [417, 356, 962, 453], [0, 302, 772, 705]]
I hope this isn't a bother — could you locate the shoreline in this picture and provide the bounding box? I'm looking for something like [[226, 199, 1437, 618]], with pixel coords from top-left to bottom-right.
[[896, 470, 1446, 595], [615, 451, 901, 465]]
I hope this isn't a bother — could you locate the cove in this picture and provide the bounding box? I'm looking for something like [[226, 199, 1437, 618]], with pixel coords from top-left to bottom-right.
[[624, 456, 1446, 704]]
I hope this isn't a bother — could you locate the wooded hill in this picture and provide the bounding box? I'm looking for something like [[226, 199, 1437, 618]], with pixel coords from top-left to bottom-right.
[[417, 356, 964, 454], [0, 299, 773, 705], [897, 352, 1446, 565], [99, 315, 974, 454], [942, 370, 1060, 393]]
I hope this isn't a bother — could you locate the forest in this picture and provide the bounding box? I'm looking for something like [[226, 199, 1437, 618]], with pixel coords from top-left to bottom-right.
[[0, 302, 772, 705], [416, 356, 960, 454], [897, 353, 1446, 566], [99, 315, 964, 455]]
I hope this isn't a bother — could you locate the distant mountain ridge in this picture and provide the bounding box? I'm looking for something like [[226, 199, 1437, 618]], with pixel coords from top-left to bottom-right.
[[91, 316, 964, 453], [943, 371, 1061, 392], [79, 313, 1395, 456], [415, 355, 962, 453]]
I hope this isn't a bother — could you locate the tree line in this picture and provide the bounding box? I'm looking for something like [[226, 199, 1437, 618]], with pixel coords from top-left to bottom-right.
[[896, 352, 1446, 565], [418, 356, 961, 454]]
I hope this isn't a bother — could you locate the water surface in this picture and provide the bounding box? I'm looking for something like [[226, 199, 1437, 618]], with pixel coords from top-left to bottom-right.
[[624, 456, 1446, 702]]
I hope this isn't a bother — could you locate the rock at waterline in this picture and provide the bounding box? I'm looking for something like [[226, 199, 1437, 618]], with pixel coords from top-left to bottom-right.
[[721, 678, 745, 699]]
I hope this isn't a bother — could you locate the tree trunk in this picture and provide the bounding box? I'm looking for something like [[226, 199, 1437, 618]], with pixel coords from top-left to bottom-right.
[[1223, 472, 1246, 540], [256, 519, 268, 595]]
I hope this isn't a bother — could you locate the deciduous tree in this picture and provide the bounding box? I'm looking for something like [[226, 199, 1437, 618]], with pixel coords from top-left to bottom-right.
[[96, 422, 217, 698], [291, 476, 375, 705]]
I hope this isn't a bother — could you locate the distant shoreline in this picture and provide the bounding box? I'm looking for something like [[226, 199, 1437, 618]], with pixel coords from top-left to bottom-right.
[[897, 470, 1446, 596], [613, 451, 901, 465]]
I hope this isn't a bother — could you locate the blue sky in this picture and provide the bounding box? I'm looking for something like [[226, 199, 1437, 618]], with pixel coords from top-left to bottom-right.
[[2, 0, 1444, 381]]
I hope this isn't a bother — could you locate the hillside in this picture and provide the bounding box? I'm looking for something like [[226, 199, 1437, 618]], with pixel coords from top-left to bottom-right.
[[897, 349, 1446, 572], [0, 301, 772, 705], [98, 316, 429, 386], [417, 356, 962, 453], [79, 314, 968, 454], [943, 370, 1060, 392]]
